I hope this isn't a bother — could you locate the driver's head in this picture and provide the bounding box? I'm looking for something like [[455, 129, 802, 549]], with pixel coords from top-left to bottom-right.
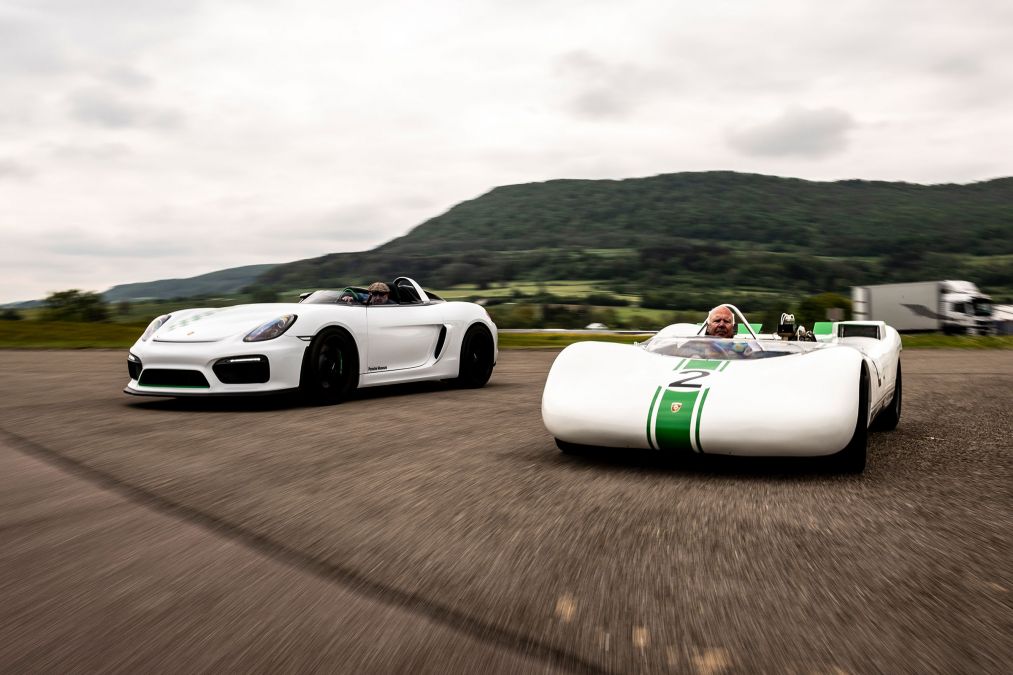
[[367, 281, 390, 304], [706, 305, 735, 338]]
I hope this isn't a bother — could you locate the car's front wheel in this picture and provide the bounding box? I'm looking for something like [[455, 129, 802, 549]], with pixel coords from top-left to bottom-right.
[[871, 361, 902, 431], [300, 328, 358, 402], [454, 324, 494, 388], [830, 364, 869, 473]]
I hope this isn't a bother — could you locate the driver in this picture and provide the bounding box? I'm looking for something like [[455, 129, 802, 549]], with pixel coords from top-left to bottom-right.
[[367, 281, 395, 305], [704, 305, 735, 338]]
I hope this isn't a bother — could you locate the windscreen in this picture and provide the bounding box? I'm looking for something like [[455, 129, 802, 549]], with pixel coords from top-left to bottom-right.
[[299, 290, 364, 304], [973, 299, 993, 317], [644, 337, 811, 361]]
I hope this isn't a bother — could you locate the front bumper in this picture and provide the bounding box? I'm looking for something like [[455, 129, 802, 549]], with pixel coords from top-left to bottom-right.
[[124, 334, 308, 396]]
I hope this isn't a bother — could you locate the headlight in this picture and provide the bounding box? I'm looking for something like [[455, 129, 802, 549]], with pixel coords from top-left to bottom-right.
[[140, 314, 171, 341], [244, 314, 296, 342]]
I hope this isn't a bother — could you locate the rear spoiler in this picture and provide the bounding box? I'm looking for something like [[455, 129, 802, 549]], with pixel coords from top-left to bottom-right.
[[814, 321, 885, 341]]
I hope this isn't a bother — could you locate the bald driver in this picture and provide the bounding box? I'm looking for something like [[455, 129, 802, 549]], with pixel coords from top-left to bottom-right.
[[705, 305, 735, 338]]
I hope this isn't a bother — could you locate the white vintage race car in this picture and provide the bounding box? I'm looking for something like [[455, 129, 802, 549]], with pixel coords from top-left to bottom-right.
[[541, 306, 902, 472], [125, 277, 497, 400]]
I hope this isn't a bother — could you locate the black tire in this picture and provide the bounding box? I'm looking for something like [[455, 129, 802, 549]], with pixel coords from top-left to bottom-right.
[[871, 361, 902, 431], [831, 364, 869, 473], [454, 324, 494, 388], [300, 329, 358, 402]]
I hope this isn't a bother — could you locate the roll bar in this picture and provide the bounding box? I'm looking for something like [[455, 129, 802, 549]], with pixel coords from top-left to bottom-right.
[[696, 304, 759, 340]]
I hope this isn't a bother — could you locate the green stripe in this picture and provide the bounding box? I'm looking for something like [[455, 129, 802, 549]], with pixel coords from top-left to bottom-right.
[[685, 359, 721, 371], [694, 388, 711, 451], [651, 354, 729, 452], [655, 388, 703, 452], [645, 385, 662, 450]]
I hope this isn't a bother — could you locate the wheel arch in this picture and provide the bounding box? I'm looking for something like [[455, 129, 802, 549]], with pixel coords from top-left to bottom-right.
[[460, 320, 495, 363], [858, 359, 872, 428], [453, 321, 496, 387], [298, 323, 363, 387]]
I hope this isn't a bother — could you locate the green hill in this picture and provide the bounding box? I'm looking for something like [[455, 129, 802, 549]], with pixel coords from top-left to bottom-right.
[[102, 264, 277, 301], [255, 171, 1013, 304]]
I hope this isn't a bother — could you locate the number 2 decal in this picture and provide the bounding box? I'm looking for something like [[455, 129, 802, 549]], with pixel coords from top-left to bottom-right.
[[668, 370, 711, 389]]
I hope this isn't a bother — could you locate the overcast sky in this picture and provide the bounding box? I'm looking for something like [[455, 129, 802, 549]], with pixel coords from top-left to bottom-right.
[[2, 0, 1011, 303]]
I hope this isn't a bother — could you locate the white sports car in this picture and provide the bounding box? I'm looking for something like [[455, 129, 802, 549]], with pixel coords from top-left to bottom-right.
[[541, 306, 902, 472], [125, 277, 497, 400]]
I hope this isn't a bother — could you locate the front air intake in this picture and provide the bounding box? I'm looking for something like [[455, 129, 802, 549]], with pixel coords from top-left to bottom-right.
[[213, 355, 270, 384], [138, 369, 210, 388], [127, 353, 142, 380]]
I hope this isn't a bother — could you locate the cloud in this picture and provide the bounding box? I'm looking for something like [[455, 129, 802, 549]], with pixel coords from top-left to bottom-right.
[[68, 87, 184, 129], [47, 141, 133, 160], [555, 50, 677, 120], [100, 65, 153, 90], [43, 229, 192, 259], [726, 106, 856, 158], [0, 159, 35, 181], [0, 16, 68, 76]]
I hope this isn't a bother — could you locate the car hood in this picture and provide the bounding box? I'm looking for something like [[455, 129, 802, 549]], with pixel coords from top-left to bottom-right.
[[153, 304, 302, 342]]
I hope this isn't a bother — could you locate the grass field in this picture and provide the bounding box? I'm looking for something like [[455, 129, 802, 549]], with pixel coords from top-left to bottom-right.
[[2, 320, 1011, 350], [0, 321, 145, 349], [437, 280, 640, 303]]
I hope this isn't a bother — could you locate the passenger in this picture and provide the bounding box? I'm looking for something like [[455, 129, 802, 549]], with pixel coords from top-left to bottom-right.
[[704, 305, 735, 338], [367, 281, 395, 305]]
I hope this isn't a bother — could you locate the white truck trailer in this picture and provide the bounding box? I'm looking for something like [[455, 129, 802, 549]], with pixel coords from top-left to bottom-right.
[[852, 280, 996, 334]]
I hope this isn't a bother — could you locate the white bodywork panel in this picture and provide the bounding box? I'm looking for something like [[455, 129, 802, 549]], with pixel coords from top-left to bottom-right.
[[542, 321, 901, 457], [124, 277, 497, 396]]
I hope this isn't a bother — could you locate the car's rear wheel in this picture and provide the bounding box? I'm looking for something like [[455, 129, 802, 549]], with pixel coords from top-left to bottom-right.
[[300, 329, 358, 402], [871, 361, 902, 431], [830, 364, 869, 473], [454, 324, 494, 388]]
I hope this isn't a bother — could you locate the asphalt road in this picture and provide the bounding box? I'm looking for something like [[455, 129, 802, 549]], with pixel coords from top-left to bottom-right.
[[0, 349, 1010, 674]]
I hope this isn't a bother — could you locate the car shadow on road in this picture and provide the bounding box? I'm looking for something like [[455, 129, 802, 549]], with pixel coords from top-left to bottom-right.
[[554, 446, 862, 480], [123, 380, 509, 413]]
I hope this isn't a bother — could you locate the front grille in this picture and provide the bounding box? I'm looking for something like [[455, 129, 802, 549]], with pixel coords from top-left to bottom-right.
[[138, 369, 210, 388], [213, 355, 270, 384]]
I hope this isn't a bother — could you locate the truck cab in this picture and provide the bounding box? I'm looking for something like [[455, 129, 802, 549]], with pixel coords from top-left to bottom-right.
[[940, 280, 995, 335], [852, 280, 997, 335]]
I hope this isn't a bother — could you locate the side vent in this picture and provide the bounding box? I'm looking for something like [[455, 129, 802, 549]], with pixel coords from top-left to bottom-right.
[[434, 325, 447, 359]]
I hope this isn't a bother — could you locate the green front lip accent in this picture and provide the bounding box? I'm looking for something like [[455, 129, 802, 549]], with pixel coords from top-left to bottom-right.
[[138, 384, 210, 389]]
